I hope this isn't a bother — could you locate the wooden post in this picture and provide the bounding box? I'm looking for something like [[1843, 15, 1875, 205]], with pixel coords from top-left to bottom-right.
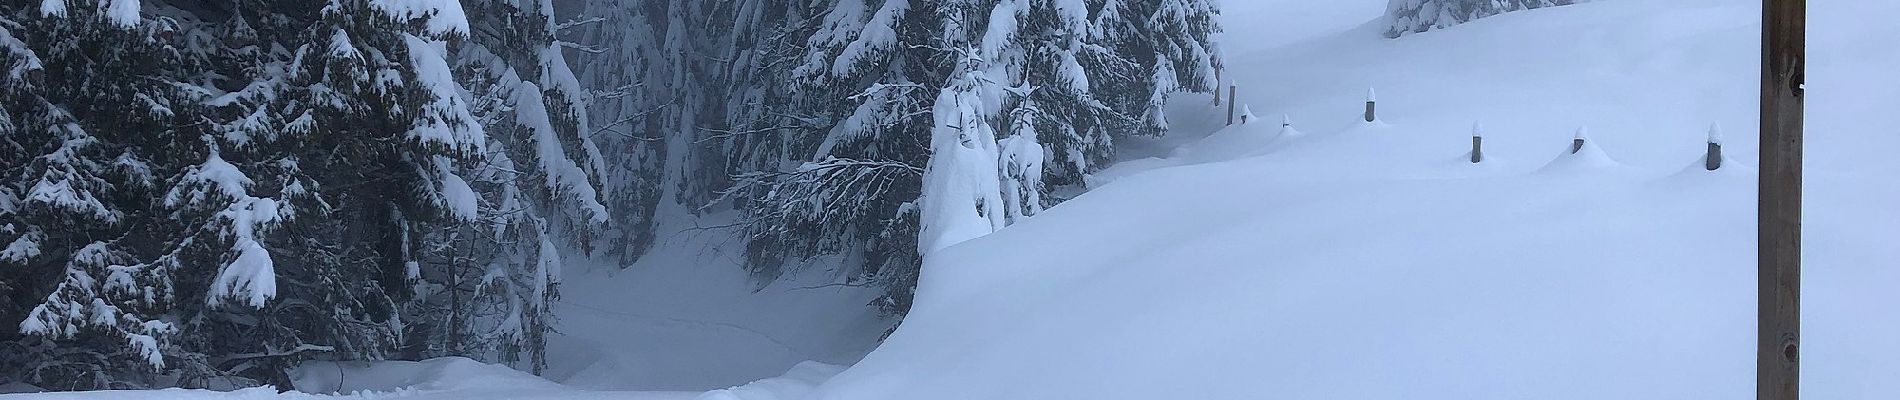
[[1226, 84, 1237, 126], [1759, 1, 1804, 400], [1708, 142, 1724, 171], [1364, 88, 1377, 123], [1571, 127, 1589, 154], [1470, 123, 1484, 164], [1708, 124, 1725, 171]]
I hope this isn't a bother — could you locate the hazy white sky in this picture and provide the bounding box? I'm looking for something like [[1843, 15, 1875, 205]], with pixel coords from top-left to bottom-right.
[[1217, 0, 1388, 53]]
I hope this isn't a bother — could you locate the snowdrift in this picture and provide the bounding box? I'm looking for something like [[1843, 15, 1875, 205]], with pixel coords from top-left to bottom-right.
[[806, 0, 1900, 399]]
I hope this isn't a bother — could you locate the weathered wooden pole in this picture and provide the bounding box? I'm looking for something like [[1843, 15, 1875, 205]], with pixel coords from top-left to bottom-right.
[[1571, 126, 1589, 154], [1226, 84, 1238, 126], [1759, 0, 1804, 399], [1470, 122, 1484, 164], [1364, 88, 1378, 122], [1708, 124, 1725, 171]]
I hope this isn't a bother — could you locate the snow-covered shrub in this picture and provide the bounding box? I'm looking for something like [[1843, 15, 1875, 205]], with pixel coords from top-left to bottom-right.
[[1384, 0, 1585, 38]]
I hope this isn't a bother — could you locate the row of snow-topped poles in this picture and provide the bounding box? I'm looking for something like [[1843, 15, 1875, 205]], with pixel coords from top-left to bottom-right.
[[1465, 122, 1730, 170], [1255, 86, 1729, 171]]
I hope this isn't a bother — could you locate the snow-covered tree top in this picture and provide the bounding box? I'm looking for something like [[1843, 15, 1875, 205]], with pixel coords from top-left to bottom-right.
[[38, 0, 141, 27], [328, 28, 361, 60], [372, 0, 472, 36], [103, 0, 140, 27], [38, 0, 66, 17]]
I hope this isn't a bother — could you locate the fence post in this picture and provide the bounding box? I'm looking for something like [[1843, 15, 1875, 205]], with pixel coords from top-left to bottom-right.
[[1226, 84, 1238, 126], [1571, 126, 1589, 154], [1471, 122, 1484, 164], [1364, 88, 1377, 122], [1707, 124, 1724, 171]]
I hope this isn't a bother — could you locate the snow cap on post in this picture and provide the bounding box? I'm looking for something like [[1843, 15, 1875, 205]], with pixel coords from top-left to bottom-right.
[[1707, 123, 1724, 145], [1363, 87, 1378, 122], [1239, 104, 1256, 124], [1472, 121, 1485, 138], [1282, 114, 1293, 127]]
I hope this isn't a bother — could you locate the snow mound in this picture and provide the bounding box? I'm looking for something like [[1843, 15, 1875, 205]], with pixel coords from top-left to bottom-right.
[[691, 362, 844, 400], [1535, 127, 1627, 174], [288, 357, 562, 394]]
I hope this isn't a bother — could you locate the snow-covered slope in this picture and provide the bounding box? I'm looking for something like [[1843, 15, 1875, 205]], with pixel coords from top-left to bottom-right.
[[8, 1, 1893, 399], [805, 0, 1900, 399]]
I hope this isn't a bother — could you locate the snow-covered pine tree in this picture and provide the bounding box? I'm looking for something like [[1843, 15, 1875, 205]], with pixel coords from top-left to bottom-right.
[[0, 1, 200, 389], [560, 0, 1221, 318], [731, 0, 937, 307], [572, 0, 835, 270], [426, 0, 609, 374], [572, 0, 684, 267], [1, 0, 522, 388], [1384, 0, 1584, 38], [3, 0, 610, 388], [171, 0, 492, 387], [1005, 0, 1101, 190], [1088, 0, 1221, 140]]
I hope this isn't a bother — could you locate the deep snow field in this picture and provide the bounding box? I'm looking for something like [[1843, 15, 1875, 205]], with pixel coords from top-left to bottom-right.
[[11, 0, 1897, 399]]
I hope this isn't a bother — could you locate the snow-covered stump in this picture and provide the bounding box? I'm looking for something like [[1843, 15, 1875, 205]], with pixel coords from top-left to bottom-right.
[[1705, 124, 1724, 171], [1364, 88, 1378, 122], [1470, 122, 1485, 164]]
